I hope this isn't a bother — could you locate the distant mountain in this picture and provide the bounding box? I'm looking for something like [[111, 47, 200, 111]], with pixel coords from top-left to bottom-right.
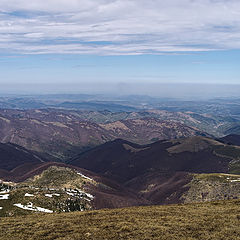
[[0, 109, 205, 160], [57, 101, 138, 112], [1, 95, 240, 138], [224, 125, 240, 136], [0, 110, 112, 160], [99, 118, 207, 144]]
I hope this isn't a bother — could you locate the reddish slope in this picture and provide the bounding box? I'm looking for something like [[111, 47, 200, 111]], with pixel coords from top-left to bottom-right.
[[0, 109, 205, 160], [0, 112, 112, 161], [100, 118, 204, 144], [218, 134, 240, 146], [69, 136, 237, 204], [125, 171, 193, 205], [0, 142, 44, 171], [69, 137, 232, 183]]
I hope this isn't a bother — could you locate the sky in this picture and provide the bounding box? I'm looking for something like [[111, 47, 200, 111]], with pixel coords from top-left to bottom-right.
[[0, 0, 240, 96]]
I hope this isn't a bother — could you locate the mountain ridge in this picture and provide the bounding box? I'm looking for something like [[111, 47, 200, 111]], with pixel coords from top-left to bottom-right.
[[0, 109, 206, 160]]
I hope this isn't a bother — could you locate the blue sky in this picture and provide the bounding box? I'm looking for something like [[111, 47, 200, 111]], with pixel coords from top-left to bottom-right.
[[0, 0, 240, 95]]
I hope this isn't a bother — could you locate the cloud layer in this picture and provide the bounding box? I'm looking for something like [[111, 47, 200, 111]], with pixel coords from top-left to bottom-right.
[[0, 0, 240, 55]]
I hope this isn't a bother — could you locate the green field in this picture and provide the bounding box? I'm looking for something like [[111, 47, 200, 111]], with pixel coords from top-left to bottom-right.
[[1, 199, 240, 240]]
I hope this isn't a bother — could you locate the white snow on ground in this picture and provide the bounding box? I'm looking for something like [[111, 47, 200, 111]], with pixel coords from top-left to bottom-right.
[[66, 192, 75, 196], [45, 194, 53, 198], [77, 172, 93, 181], [45, 193, 60, 197], [0, 207, 2, 210], [85, 193, 94, 199], [0, 189, 10, 194], [68, 189, 78, 193], [0, 194, 9, 200], [66, 189, 94, 200], [14, 203, 53, 213], [78, 190, 94, 200], [25, 193, 34, 197], [226, 177, 240, 182], [230, 179, 240, 182]]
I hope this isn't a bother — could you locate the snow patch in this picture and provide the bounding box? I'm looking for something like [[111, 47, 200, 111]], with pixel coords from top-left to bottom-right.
[[66, 189, 94, 200], [0, 194, 9, 200], [66, 192, 75, 196], [45, 194, 53, 198], [25, 193, 34, 197], [77, 190, 94, 200], [77, 172, 93, 181], [14, 203, 53, 213], [0, 189, 10, 194], [45, 193, 60, 197], [85, 192, 94, 200], [230, 179, 240, 182]]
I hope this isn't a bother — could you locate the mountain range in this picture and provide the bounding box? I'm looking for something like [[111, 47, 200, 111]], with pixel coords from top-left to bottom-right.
[[0, 109, 205, 160], [0, 97, 240, 217], [1, 134, 240, 217]]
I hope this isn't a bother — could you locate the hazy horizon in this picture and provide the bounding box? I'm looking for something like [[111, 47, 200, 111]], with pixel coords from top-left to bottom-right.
[[1, 82, 240, 100], [0, 1, 239, 98]]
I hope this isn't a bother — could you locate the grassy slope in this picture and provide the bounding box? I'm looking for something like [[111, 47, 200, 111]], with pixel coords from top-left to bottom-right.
[[0, 167, 95, 217], [23, 166, 96, 189], [182, 173, 240, 203], [0, 200, 240, 240]]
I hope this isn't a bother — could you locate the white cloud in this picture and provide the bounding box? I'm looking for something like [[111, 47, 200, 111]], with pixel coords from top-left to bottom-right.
[[0, 0, 240, 54]]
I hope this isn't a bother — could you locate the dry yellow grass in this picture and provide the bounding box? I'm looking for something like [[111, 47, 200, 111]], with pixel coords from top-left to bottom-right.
[[1, 199, 240, 240]]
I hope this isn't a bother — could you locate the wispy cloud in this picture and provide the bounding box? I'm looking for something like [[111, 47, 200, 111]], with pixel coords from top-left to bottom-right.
[[0, 0, 240, 55]]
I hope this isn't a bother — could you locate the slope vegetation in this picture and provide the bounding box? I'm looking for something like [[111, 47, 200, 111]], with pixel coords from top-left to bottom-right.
[[0, 109, 205, 160], [70, 136, 240, 204], [70, 136, 239, 182], [0, 162, 148, 216], [0, 200, 240, 240], [1, 136, 240, 214]]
